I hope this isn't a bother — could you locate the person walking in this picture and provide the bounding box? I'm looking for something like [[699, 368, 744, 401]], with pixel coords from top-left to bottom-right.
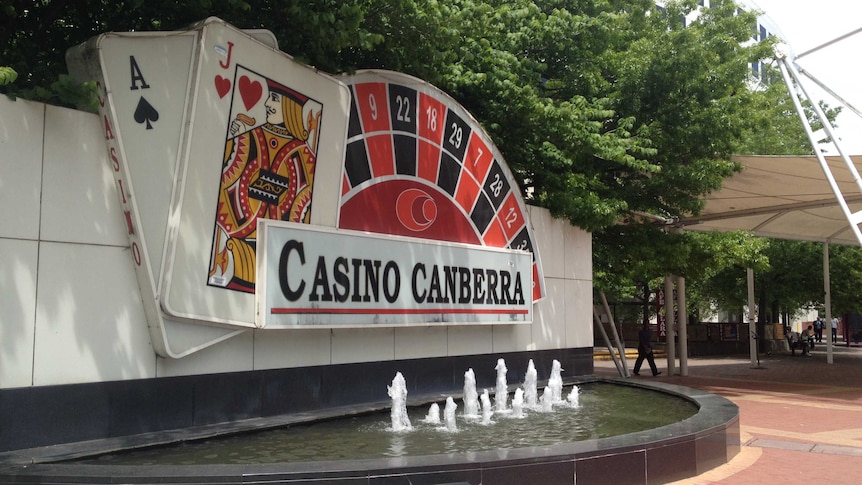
[[832, 317, 839, 344], [814, 317, 824, 343], [633, 324, 661, 377]]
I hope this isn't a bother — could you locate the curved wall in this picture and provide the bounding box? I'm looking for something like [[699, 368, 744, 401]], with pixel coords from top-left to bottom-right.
[[0, 96, 593, 452]]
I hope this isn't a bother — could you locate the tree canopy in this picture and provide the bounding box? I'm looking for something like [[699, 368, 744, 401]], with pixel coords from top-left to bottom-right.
[[7, 0, 859, 316]]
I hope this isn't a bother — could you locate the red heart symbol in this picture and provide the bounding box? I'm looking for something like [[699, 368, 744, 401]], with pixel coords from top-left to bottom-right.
[[239, 75, 262, 111], [214, 75, 231, 98]]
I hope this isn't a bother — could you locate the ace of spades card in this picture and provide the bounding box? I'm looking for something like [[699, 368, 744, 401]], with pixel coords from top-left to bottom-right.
[[160, 19, 351, 327], [87, 31, 200, 282], [65, 23, 285, 356]]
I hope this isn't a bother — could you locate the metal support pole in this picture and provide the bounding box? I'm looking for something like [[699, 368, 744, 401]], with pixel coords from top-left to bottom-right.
[[776, 53, 862, 247], [599, 291, 630, 377], [676, 276, 688, 377], [593, 308, 625, 377], [747, 267, 758, 368], [664, 276, 676, 376], [824, 243, 834, 364]]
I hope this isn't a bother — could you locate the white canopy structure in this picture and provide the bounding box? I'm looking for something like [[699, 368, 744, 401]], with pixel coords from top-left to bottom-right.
[[679, 154, 862, 246], [670, 37, 862, 367], [676, 154, 862, 367]]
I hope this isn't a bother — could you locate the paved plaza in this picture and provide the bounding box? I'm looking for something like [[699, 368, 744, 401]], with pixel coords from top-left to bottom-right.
[[595, 343, 862, 484]]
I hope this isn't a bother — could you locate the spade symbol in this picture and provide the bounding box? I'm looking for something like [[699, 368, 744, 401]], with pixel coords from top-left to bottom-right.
[[133, 96, 159, 129]]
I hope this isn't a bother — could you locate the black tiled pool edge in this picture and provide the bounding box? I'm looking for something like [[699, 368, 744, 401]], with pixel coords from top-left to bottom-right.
[[0, 377, 739, 485]]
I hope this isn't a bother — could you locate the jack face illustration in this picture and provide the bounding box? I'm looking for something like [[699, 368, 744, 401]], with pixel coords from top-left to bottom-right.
[[209, 72, 322, 293]]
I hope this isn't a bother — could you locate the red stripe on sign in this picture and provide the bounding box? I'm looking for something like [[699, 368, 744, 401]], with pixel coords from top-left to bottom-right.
[[272, 308, 529, 315]]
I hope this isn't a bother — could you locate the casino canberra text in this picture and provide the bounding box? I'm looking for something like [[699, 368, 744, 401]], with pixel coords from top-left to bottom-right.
[[277, 239, 526, 306], [258, 221, 533, 326]]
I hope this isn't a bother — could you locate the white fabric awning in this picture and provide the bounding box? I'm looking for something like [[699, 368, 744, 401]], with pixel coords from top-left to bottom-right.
[[677, 155, 862, 246]]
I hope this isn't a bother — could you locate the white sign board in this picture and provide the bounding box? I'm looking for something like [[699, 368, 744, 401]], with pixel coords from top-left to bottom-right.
[[257, 220, 533, 327]]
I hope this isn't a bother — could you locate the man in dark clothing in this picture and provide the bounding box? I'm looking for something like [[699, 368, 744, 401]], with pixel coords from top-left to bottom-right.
[[633, 324, 662, 376]]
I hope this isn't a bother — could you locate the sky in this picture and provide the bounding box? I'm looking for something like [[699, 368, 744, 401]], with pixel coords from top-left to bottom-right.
[[740, 0, 862, 154]]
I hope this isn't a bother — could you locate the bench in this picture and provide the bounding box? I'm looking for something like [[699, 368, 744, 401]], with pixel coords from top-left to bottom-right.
[[787, 334, 814, 356]]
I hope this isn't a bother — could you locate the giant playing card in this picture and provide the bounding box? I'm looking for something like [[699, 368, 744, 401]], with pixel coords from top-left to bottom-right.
[[160, 19, 351, 327]]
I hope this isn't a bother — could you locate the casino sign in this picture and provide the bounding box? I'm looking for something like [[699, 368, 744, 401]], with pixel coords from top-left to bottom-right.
[[69, 18, 544, 335], [255, 70, 546, 327]]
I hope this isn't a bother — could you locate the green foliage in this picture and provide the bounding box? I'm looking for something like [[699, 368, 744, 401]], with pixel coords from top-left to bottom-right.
[[4, 0, 831, 310], [692, 239, 817, 318], [0, 66, 17, 85], [826, 245, 862, 316], [735, 66, 840, 156], [9, 74, 99, 111]]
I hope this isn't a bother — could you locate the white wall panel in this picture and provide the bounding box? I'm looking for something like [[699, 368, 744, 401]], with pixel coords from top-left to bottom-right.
[[0, 239, 38, 388], [157, 330, 254, 377], [40, 105, 127, 246], [492, 322, 534, 353], [447, 326, 493, 356], [528, 206, 566, 279], [565, 222, 592, 281], [331, 328, 394, 364], [531, 277, 566, 350], [393, 326, 448, 360], [565, 279, 594, 349], [32, 242, 155, 386], [253, 328, 332, 370], [0, 97, 44, 241]]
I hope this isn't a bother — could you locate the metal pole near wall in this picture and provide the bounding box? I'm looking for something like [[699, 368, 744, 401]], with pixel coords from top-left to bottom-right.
[[748, 267, 758, 368], [676, 276, 688, 377], [600, 291, 630, 377], [593, 308, 625, 377], [664, 276, 676, 376], [824, 243, 834, 364]]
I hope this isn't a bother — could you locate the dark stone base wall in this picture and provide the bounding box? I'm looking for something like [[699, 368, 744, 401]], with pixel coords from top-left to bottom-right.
[[0, 347, 593, 453]]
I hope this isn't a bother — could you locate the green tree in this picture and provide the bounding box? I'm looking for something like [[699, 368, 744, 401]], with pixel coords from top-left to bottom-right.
[[826, 245, 862, 316], [699, 239, 820, 322], [4, 0, 828, 313], [591, 0, 778, 303]]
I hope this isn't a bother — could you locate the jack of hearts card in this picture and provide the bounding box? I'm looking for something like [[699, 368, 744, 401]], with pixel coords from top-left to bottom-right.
[[160, 18, 351, 327]]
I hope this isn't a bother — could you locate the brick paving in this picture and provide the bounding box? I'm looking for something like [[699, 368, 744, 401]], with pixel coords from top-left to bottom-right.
[[594, 343, 862, 484]]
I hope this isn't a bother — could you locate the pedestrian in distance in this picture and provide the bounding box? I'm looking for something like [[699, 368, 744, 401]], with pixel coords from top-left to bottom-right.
[[814, 317, 824, 343], [633, 323, 661, 377], [801, 325, 815, 356]]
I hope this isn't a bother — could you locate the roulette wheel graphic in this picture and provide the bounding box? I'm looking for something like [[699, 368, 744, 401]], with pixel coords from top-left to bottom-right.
[[339, 70, 545, 302]]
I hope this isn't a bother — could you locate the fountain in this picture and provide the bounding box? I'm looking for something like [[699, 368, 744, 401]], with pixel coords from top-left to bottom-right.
[[511, 387, 526, 418], [524, 358, 538, 407], [387, 371, 411, 431], [463, 368, 480, 417], [0, 357, 740, 485], [548, 359, 564, 403], [443, 396, 458, 432], [539, 385, 554, 412], [480, 388, 494, 425], [423, 402, 441, 424], [567, 384, 580, 408], [494, 358, 508, 412]]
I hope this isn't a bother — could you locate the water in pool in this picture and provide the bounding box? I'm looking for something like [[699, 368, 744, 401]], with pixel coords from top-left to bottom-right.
[[82, 382, 697, 465]]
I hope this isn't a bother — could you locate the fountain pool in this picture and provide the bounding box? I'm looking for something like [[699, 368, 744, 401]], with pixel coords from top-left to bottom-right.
[[0, 372, 739, 484], [77, 381, 696, 465]]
